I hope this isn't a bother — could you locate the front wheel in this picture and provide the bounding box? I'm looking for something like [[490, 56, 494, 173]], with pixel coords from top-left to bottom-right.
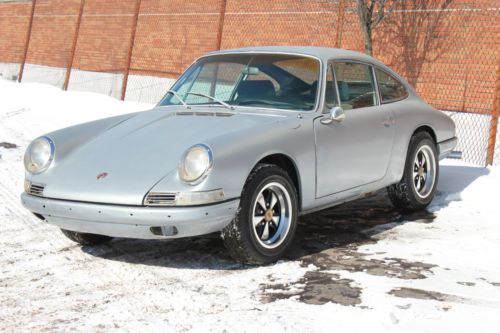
[[387, 132, 439, 211], [222, 164, 298, 265]]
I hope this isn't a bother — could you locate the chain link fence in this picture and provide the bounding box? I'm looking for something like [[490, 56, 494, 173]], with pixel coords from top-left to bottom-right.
[[444, 111, 492, 165], [0, 0, 499, 165]]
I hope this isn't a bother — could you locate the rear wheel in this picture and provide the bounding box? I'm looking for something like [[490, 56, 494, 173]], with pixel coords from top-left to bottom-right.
[[222, 164, 298, 265], [387, 132, 438, 211], [60, 229, 113, 246]]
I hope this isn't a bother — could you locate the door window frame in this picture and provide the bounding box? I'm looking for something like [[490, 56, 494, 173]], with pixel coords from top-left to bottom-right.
[[323, 62, 342, 112]]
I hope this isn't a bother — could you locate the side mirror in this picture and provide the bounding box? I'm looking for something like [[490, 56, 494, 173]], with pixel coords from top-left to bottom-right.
[[320, 106, 345, 125]]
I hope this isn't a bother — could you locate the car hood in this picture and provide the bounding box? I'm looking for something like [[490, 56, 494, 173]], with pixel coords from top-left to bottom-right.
[[41, 107, 286, 205]]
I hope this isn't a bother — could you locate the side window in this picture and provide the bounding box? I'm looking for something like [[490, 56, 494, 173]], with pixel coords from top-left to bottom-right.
[[325, 64, 338, 109], [333, 62, 377, 110], [375, 68, 408, 103]]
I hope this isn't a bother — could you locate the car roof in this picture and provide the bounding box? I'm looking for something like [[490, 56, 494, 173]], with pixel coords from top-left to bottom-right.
[[201, 46, 416, 95], [205, 46, 380, 65]]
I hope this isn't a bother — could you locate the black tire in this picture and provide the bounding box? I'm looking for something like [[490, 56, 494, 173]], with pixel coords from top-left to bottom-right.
[[222, 164, 299, 265], [60, 229, 113, 246], [387, 131, 439, 211]]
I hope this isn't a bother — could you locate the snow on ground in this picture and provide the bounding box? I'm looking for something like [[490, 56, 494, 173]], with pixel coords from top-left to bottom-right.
[[1, 78, 500, 332]]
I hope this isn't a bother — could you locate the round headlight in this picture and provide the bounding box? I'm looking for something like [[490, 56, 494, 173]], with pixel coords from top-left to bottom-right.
[[178, 144, 213, 184], [24, 136, 55, 174]]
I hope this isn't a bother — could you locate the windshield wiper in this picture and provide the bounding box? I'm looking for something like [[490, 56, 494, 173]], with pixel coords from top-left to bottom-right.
[[166, 90, 190, 109], [186, 92, 234, 110]]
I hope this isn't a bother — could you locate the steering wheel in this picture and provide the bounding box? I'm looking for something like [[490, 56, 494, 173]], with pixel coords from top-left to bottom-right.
[[351, 92, 375, 109]]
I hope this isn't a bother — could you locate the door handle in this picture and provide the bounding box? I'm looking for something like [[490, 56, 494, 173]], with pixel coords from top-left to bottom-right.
[[382, 117, 394, 127]]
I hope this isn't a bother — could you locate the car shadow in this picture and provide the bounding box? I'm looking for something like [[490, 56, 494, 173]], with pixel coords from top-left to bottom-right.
[[286, 192, 435, 261], [80, 193, 431, 270], [434, 163, 489, 198], [81, 164, 488, 270]]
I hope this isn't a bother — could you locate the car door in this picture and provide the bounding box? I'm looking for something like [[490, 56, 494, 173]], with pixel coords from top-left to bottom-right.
[[314, 61, 395, 198]]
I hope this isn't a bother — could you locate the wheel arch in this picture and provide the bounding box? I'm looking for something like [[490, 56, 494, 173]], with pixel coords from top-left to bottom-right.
[[412, 125, 437, 144], [387, 125, 440, 211], [252, 153, 302, 211], [392, 124, 438, 185]]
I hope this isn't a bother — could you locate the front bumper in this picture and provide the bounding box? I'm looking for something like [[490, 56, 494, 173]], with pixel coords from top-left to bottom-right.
[[21, 193, 239, 239]]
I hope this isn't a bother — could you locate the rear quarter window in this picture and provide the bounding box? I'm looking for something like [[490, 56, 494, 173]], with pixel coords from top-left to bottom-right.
[[375, 68, 409, 103]]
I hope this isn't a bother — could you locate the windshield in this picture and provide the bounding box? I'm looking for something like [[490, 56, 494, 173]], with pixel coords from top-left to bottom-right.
[[158, 54, 321, 111]]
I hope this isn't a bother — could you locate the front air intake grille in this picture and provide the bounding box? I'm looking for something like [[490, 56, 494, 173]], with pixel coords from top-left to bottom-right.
[[144, 192, 177, 206], [175, 111, 234, 117], [28, 183, 45, 197]]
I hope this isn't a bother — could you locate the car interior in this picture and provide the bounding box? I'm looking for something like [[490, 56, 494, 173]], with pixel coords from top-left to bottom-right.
[[162, 55, 378, 111]]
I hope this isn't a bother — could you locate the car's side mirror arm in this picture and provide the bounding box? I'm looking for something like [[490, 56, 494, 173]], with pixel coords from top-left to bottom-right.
[[320, 106, 345, 125]]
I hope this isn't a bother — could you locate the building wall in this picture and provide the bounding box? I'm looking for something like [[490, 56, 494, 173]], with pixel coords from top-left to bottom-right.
[[0, 2, 31, 65], [130, 0, 224, 77], [0, 0, 498, 114]]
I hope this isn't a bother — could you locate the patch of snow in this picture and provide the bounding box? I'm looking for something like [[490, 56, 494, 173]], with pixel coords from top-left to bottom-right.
[[1, 78, 500, 332]]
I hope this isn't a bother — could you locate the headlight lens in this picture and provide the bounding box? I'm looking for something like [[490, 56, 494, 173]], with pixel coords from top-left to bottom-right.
[[178, 144, 213, 184], [24, 136, 55, 174]]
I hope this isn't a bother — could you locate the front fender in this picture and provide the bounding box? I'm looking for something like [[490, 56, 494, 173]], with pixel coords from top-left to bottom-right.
[[149, 115, 317, 209]]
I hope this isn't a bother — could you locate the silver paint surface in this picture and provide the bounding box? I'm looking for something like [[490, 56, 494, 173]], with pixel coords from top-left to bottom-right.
[[22, 46, 456, 238]]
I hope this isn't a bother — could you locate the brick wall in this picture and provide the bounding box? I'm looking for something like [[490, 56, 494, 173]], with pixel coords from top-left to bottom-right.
[[71, 0, 137, 72], [26, 0, 80, 68], [130, 0, 224, 77], [374, 0, 500, 114], [0, 2, 31, 64], [0, 0, 498, 115]]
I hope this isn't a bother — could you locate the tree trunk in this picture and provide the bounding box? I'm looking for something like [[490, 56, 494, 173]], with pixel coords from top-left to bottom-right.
[[356, 0, 387, 56], [356, 0, 374, 56], [363, 29, 373, 56], [360, 21, 373, 56]]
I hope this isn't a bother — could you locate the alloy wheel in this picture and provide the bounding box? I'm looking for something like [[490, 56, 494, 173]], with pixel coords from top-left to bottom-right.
[[251, 182, 292, 249]]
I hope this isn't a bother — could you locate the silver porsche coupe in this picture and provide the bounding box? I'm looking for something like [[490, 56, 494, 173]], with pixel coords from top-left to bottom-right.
[[21, 46, 457, 264]]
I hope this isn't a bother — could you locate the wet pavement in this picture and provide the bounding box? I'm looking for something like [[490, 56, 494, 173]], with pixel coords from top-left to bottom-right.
[[260, 192, 437, 306], [83, 191, 440, 307]]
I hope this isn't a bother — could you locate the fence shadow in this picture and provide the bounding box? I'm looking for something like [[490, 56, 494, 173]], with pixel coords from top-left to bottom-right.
[[437, 163, 489, 195]]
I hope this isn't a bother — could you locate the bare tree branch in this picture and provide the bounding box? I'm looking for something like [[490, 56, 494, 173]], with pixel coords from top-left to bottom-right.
[[372, 0, 387, 28], [380, 0, 458, 87], [356, 0, 389, 55]]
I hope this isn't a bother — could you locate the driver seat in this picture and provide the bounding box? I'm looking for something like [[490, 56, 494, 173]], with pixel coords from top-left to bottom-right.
[[236, 80, 276, 102]]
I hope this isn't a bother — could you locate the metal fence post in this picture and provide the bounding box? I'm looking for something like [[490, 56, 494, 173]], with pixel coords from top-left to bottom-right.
[[121, 0, 142, 101], [216, 0, 228, 50], [335, 0, 346, 48], [64, 0, 85, 91], [486, 65, 500, 166], [18, 0, 36, 82]]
